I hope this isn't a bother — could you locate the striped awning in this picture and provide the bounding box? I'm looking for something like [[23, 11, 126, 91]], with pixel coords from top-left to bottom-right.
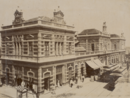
[[86, 61, 99, 70], [93, 59, 105, 68]]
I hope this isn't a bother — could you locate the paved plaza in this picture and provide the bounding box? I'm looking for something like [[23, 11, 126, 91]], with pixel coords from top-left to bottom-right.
[[0, 66, 130, 98], [0, 77, 130, 98]]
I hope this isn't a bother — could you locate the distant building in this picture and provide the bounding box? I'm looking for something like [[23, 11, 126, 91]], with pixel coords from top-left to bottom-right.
[[0, 7, 126, 95], [125, 47, 130, 55]]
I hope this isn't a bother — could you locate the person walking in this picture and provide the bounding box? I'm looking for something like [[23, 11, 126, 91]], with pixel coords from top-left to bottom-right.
[[51, 84, 56, 96], [70, 79, 73, 88], [77, 77, 81, 89]]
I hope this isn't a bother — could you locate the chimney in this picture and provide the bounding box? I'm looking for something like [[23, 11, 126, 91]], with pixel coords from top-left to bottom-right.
[[103, 22, 107, 33]]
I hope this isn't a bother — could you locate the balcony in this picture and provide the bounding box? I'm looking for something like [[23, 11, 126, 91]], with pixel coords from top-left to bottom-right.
[[0, 54, 76, 63], [75, 49, 125, 56], [1, 20, 74, 32]]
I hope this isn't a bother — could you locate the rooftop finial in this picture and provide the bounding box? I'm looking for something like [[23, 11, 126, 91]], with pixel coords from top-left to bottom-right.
[[57, 6, 60, 11], [17, 6, 20, 12], [121, 32, 124, 37], [103, 22, 106, 26]]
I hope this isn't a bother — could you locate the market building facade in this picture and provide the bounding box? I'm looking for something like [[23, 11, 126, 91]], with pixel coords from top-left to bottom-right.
[[0, 7, 125, 94]]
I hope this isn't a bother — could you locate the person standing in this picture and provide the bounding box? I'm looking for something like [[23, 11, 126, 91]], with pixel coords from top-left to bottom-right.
[[57, 80, 60, 88], [70, 79, 73, 88], [1, 76, 5, 86], [82, 75, 85, 82], [17, 75, 22, 86], [21, 80, 25, 87], [13, 74, 17, 86]]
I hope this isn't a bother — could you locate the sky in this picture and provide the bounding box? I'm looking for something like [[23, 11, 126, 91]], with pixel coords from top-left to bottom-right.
[[0, 0, 130, 46]]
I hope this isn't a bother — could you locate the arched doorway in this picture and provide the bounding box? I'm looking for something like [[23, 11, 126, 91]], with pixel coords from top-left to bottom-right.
[[56, 66, 62, 86], [75, 65, 78, 77], [86, 63, 93, 77], [6, 68, 9, 85], [44, 72, 50, 90], [68, 67, 73, 80], [81, 64, 84, 76]]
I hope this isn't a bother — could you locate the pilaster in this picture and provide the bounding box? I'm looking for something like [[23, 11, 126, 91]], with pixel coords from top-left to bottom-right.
[[77, 62, 81, 77], [53, 66, 56, 85], [37, 68, 42, 92]]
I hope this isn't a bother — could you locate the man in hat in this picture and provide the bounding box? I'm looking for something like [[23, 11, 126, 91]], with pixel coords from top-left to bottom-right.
[[1, 75, 5, 86]]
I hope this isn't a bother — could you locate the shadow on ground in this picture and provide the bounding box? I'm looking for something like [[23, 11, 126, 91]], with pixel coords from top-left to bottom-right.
[[1, 94, 13, 98], [54, 93, 76, 98]]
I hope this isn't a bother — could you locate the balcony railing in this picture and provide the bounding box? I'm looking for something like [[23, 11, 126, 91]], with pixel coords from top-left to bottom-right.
[[1, 20, 74, 31], [75, 49, 125, 56]]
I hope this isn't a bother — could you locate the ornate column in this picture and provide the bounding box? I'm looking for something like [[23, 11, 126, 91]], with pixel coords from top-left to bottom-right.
[[65, 64, 68, 83], [77, 62, 81, 77], [56, 42, 58, 55], [83, 62, 86, 76], [59, 42, 61, 55], [37, 68, 42, 93], [62, 65, 65, 84], [53, 66, 56, 85], [86, 39, 88, 52]]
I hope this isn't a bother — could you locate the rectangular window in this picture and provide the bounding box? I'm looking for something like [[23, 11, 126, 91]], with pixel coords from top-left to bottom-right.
[[29, 42, 33, 56], [91, 43, 94, 51], [45, 42, 49, 56], [61, 42, 63, 55], [68, 42, 71, 54]]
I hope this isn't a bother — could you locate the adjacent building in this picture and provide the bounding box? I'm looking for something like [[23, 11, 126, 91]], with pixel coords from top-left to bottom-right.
[[0, 7, 126, 94]]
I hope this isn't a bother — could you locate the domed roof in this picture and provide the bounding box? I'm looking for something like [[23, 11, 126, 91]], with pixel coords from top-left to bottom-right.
[[110, 34, 120, 38], [79, 29, 102, 35]]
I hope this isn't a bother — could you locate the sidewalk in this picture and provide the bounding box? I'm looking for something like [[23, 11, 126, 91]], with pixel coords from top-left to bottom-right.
[[0, 78, 91, 98], [40, 78, 91, 98]]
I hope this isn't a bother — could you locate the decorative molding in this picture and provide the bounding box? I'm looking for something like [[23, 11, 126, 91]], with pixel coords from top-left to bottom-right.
[[27, 69, 35, 78], [43, 69, 51, 78], [5, 66, 10, 72]]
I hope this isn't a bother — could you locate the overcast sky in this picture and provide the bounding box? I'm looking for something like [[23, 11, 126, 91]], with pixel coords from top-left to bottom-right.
[[0, 0, 130, 46]]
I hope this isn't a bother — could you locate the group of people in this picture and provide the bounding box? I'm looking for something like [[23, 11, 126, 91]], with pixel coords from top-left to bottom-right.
[[69, 75, 85, 88], [0, 74, 35, 92], [50, 75, 85, 96]]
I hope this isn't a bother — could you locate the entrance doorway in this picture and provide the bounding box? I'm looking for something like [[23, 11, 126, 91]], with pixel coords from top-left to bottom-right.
[[44, 72, 50, 90], [56, 74, 62, 86], [75, 65, 78, 78], [6, 68, 9, 85], [68, 67, 73, 80], [86, 64, 94, 77], [44, 78, 50, 90], [81, 66, 84, 76]]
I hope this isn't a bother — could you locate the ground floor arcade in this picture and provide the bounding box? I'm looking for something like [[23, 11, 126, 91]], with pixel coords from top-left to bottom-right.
[[0, 51, 125, 94]]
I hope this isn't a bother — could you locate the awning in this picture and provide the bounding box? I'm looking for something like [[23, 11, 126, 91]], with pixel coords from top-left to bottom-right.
[[104, 64, 120, 71], [86, 61, 99, 70], [93, 59, 105, 68], [110, 67, 127, 77]]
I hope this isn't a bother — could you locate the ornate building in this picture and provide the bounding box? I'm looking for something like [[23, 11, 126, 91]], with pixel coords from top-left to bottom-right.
[[0, 7, 126, 95]]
